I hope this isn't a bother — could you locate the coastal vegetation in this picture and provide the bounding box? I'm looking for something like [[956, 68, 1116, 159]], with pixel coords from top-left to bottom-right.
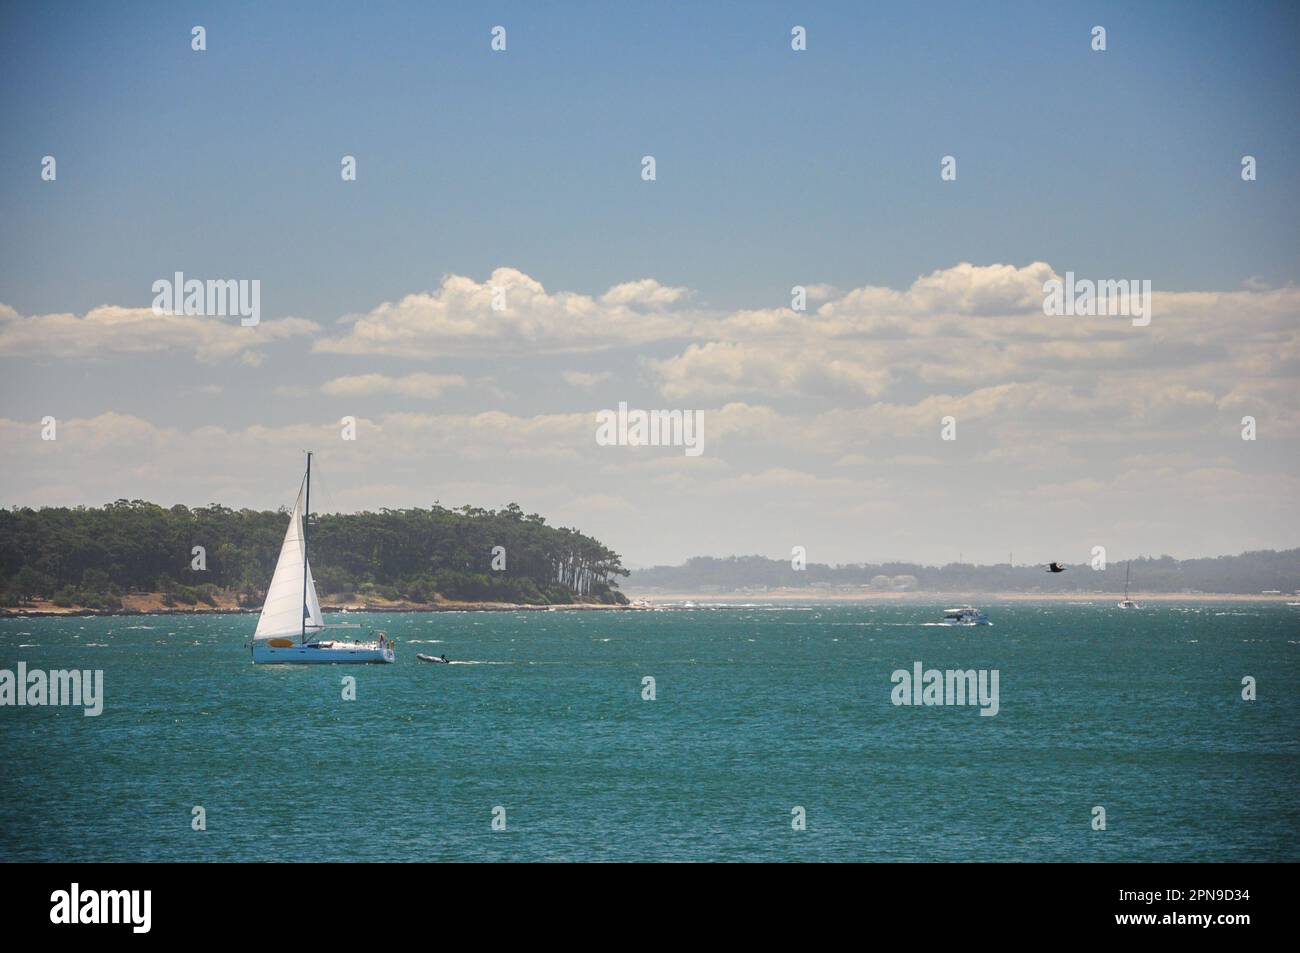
[[0, 501, 628, 610]]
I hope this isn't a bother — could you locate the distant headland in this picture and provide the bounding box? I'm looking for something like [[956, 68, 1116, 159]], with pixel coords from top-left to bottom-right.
[[625, 551, 1300, 598]]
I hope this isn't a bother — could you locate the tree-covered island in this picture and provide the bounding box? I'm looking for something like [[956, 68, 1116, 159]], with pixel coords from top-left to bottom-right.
[[0, 500, 629, 612]]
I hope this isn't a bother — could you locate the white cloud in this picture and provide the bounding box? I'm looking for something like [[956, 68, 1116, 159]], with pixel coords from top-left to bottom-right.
[[314, 268, 695, 357], [0, 303, 317, 363], [561, 370, 614, 391], [5, 262, 1298, 565], [639, 265, 1300, 413], [321, 373, 468, 399], [648, 341, 891, 400], [598, 279, 691, 309]]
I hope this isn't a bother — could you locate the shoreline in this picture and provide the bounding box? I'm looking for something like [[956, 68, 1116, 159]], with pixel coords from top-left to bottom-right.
[[0, 597, 642, 619], [622, 589, 1299, 604]]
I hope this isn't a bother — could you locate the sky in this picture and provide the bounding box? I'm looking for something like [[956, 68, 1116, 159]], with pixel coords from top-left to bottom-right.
[[1, 0, 1298, 568]]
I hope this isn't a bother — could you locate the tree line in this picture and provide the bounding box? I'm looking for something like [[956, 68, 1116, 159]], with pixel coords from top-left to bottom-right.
[[0, 500, 629, 609], [628, 551, 1300, 594]]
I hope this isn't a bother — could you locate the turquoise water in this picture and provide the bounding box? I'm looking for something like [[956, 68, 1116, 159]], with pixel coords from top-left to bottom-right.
[[1, 604, 1296, 861]]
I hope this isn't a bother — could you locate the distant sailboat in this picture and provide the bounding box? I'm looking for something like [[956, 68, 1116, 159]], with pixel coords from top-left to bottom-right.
[[251, 453, 395, 664], [1117, 562, 1140, 610]]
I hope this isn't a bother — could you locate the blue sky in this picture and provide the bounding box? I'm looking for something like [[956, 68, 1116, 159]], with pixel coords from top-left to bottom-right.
[[2, 0, 1296, 321], [1, 2, 1298, 567]]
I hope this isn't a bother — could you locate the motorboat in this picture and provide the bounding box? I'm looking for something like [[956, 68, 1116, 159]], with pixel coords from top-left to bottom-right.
[[938, 606, 991, 626]]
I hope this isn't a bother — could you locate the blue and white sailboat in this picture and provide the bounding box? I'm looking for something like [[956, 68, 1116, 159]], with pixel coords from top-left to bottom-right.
[[251, 453, 395, 664]]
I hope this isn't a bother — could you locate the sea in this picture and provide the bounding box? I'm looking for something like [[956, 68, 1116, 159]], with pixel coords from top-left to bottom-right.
[[1, 603, 1296, 862]]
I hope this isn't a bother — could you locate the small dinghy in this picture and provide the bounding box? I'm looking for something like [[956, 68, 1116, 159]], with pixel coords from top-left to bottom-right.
[[417, 653, 450, 664]]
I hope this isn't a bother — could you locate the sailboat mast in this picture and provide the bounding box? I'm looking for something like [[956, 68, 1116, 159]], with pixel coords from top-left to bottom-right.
[[301, 451, 312, 643]]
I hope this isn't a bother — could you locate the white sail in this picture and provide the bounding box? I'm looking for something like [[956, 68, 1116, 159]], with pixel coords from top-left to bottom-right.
[[250, 455, 393, 664], [254, 489, 324, 640], [305, 560, 324, 631]]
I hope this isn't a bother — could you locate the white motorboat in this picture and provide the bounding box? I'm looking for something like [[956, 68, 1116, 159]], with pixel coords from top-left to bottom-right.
[[938, 606, 990, 626]]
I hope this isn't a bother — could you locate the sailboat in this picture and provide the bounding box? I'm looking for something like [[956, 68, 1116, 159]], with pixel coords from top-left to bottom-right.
[[1117, 561, 1140, 610], [251, 452, 396, 664]]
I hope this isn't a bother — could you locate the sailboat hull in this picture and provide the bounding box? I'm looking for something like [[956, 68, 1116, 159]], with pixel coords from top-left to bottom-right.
[[252, 641, 395, 664]]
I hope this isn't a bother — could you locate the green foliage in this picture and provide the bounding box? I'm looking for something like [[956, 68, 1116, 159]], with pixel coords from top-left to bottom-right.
[[52, 584, 121, 611], [0, 500, 628, 607], [11, 566, 55, 600]]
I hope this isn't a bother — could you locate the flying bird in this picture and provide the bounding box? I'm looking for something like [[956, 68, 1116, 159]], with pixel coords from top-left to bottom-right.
[[1046, 562, 1067, 573]]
